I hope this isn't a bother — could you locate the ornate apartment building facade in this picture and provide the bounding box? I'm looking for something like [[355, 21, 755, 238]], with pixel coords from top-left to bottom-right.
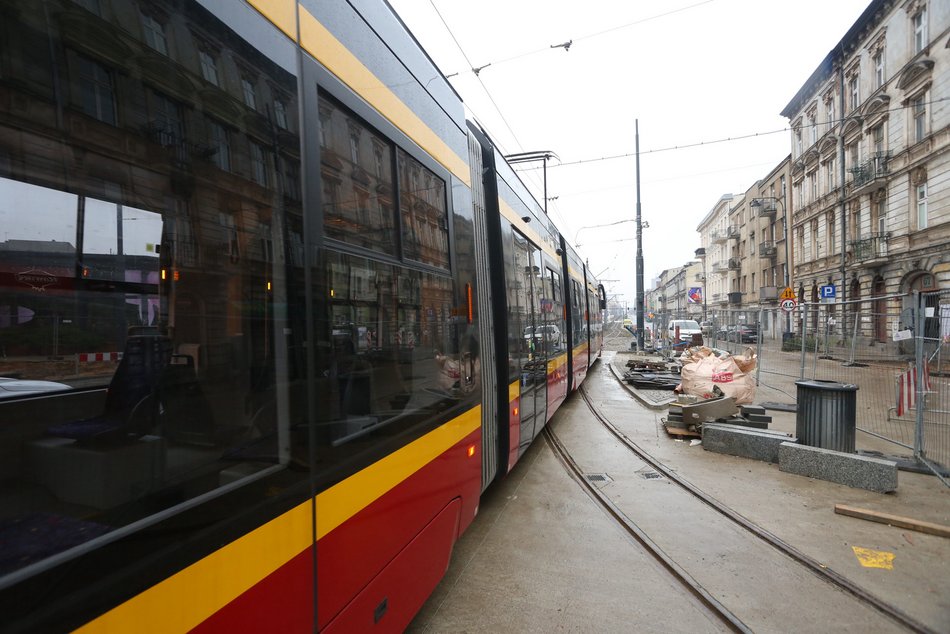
[[781, 0, 949, 339]]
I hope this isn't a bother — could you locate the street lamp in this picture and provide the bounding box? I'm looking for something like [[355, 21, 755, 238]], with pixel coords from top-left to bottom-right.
[[750, 196, 790, 334], [694, 247, 707, 323]]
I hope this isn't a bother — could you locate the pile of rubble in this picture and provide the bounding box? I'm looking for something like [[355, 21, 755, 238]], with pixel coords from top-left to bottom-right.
[[621, 359, 681, 390], [663, 389, 772, 438]]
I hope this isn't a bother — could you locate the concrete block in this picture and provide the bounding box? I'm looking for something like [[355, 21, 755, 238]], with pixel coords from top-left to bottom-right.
[[740, 405, 766, 416], [680, 396, 738, 423], [701, 423, 795, 463], [778, 442, 897, 493]]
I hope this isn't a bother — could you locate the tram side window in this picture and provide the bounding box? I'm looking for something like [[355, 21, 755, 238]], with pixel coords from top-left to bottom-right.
[[543, 267, 563, 354], [398, 149, 449, 270], [0, 0, 304, 581], [314, 251, 467, 468], [505, 231, 535, 379], [571, 279, 583, 347], [319, 95, 397, 257]]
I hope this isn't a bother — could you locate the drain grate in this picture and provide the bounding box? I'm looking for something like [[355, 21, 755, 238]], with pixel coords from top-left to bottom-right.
[[640, 471, 663, 480], [585, 473, 612, 483]]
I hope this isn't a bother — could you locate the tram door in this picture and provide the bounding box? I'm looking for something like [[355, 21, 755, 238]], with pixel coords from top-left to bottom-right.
[[511, 235, 546, 453]]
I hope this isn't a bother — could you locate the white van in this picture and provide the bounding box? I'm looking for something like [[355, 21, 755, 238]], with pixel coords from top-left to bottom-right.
[[667, 319, 703, 344]]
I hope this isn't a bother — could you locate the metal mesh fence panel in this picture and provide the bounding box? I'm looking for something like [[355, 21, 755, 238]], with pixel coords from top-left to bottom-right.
[[704, 294, 948, 482]]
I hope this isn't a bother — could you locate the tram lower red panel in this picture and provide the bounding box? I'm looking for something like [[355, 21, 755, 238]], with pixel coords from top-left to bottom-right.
[[188, 426, 480, 632], [323, 498, 461, 633], [316, 427, 481, 630], [191, 548, 314, 633], [546, 359, 569, 422]]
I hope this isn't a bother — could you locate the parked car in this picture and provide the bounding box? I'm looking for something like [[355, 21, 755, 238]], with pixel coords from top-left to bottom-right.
[[524, 325, 561, 350], [0, 377, 70, 400], [733, 324, 758, 343], [667, 319, 702, 344]]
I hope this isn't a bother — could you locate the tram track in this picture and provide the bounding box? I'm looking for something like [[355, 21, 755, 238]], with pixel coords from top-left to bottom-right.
[[542, 426, 753, 633], [546, 372, 936, 634]]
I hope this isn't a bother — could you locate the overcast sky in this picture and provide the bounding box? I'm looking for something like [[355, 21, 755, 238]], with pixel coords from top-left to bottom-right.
[[388, 0, 871, 310]]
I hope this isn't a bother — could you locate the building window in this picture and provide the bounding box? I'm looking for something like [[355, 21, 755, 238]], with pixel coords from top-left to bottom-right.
[[808, 114, 817, 144], [873, 49, 885, 89], [141, 13, 167, 55], [795, 128, 803, 156], [150, 91, 183, 149], [208, 119, 229, 172], [78, 55, 116, 125], [913, 9, 927, 54], [871, 124, 884, 155], [877, 196, 887, 234], [827, 211, 836, 253], [809, 171, 818, 202], [241, 77, 257, 110], [318, 106, 330, 147], [826, 100, 835, 131], [199, 50, 218, 86], [250, 141, 267, 186], [849, 76, 860, 112], [274, 99, 288, 129], [849, 143, 859, 170], [348, 131, 360, 166], [284, 160, 300, 201], [913, 95, 927, 142], [826, 158, 835, 193], [916, 182, 928, 229]]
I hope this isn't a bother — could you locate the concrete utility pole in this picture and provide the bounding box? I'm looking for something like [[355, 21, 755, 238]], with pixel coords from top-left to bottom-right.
[[635, 119, 644, 351]]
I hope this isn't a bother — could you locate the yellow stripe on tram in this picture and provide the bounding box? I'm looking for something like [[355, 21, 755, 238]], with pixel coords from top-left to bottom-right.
[[296, 7, 471, 187], [78, 408, 481, 633]]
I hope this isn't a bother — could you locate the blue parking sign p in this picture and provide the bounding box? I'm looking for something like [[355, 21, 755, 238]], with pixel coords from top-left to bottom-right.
[[820, 285, 836, 299]]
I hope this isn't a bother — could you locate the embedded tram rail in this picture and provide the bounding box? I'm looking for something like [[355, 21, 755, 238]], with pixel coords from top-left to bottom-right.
[[559, 386, 936, 634], [542, 427, 753, 634], [411, 347, 949, 632]]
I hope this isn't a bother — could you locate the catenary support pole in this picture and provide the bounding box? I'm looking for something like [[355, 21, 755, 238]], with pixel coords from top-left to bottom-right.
[[635, 120, 644, 351]]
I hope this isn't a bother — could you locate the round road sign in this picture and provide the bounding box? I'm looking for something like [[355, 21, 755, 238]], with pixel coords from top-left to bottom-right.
[[781, 298, 797, 312]]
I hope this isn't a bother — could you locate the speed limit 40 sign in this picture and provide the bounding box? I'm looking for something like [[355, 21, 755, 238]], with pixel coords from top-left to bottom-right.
[[781, 298, 797, 312]]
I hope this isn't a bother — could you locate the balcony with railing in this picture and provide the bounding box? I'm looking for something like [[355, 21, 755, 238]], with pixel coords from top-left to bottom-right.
[[711, 230, 727, 244], [726, 225, 740, 239], [848, 232, 889, 263], [728, 292, 742, 305], [848, 153, 890, 195], [759, 241, 777, 258], [728, 258, 741, 270], [755, 199, 777, 216], [711, 259, 727, 273], [759, 286, 778, 303]]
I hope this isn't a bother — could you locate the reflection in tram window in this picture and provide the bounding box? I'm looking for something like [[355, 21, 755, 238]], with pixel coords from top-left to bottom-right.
[[315, 251, 467, 454], [0, 0, 303, 581]]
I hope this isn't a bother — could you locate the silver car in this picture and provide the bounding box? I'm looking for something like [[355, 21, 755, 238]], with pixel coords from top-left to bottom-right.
[[0, 377, 71, 400]]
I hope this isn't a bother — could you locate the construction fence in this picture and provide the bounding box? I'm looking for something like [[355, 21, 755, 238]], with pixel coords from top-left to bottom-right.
[[651, 290, 950, 485]]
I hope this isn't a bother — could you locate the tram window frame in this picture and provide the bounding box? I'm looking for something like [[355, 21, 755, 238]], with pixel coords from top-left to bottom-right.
[[316, 90, 452, 273]]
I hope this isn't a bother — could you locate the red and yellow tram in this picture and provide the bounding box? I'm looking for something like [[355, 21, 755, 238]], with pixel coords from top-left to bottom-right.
[[0, 1, 604, 631]]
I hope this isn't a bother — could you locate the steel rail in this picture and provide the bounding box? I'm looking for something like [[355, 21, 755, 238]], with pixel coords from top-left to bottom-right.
[[578, 381, 937, 634], [542, 427, 753, 634]]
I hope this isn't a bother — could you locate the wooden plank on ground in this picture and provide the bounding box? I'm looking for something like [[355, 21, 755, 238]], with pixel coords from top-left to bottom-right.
[[834, 504, 950, 538]]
